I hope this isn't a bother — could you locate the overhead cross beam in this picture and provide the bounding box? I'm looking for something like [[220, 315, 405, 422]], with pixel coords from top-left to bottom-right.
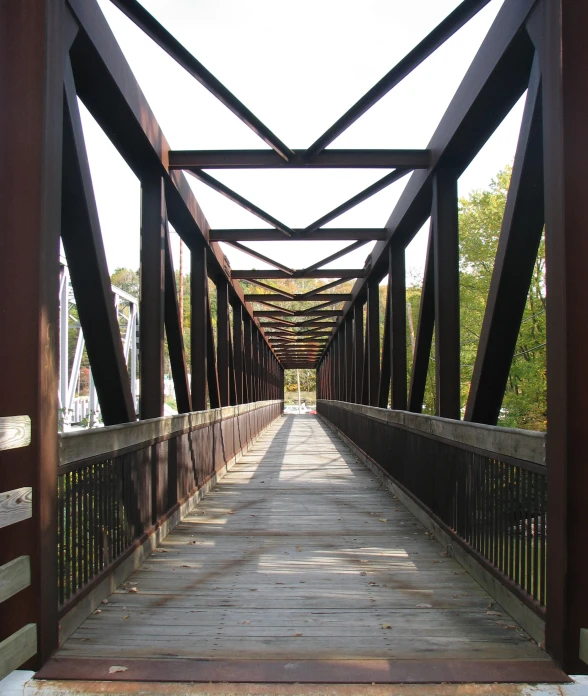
[[245, 293, 352, 302], [108, 0, 293, 161], [169, 149, 430, 169], [232, 269, 363, 279], [211, 228, 385, 242]]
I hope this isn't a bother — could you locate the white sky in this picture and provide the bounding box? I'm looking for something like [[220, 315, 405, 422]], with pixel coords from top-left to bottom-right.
[[80, 0, 525, 283]]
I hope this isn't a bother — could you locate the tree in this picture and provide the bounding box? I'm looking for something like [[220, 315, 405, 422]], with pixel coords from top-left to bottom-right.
[[404, 167, 546, 430]]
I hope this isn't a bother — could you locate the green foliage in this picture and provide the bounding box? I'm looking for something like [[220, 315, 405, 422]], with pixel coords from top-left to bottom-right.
[[405, 167, 546, 430]]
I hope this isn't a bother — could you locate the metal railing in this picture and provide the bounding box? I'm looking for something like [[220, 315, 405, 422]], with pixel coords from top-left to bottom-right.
[[318, 400, 546, 612], [57, 401, 282, 610]]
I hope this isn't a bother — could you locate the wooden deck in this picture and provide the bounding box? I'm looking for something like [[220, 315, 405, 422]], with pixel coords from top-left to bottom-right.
[[45, 415, 559, 683]]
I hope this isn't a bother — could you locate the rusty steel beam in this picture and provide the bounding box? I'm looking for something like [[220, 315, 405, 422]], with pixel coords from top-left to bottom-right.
[[61, 64, 136, 425], [164, 225, 192, 414], [211, 228, 386, 242], [0, 0, 64, 665], [232, 269, 363, 279], [170, 149, 430, 169], [464, 59, 544, 425], [254, 310, 343, 318], [245, 293, 352, 302], [408, 223, 435, 413], [140, 174, 166, 420], [306, 0, 493, 158]]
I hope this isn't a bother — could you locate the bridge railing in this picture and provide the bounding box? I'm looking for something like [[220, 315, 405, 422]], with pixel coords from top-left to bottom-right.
[[318, 401, 546, 618], [56, 400, 282, 639]]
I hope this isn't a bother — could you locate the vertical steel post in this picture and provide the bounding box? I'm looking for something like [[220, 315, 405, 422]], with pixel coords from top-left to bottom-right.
[[389, 243, 408, 410], [433, 171, 460, 419], [0, 0, 65, 665], [537, 0, 588, 672], [367, 280, 380, 406], [190, 244, 208, 411], [216, 279, 230, 407], [139, 175, 165, 419]]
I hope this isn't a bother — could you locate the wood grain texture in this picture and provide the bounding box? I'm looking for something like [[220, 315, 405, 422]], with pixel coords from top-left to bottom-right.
[[0, 487, 33, 529], [0, 555, 31, 603], [0, 623, 37, 681], [0, 416, 31, 451], [56, 416, 548, 663]]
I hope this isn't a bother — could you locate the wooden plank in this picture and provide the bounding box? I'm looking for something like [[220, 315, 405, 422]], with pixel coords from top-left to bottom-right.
[[0, 488, 33, 529], [0, 623, 37, 682], [0, 556, 31, 604], [0, 416, 31, 452]]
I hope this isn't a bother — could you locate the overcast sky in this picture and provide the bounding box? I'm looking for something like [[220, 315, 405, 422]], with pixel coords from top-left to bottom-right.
[[80, 0, 524, 283]]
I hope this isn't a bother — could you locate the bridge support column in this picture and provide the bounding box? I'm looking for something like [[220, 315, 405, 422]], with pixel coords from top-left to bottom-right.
[[0, 0, 65, 667], [190, 244, 208, 410], [140, 175, 165, 420], [539, 0, 588, 673]]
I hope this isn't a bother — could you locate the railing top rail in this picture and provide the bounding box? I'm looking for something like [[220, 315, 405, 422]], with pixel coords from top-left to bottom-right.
[[318, 400, 545, 467], [59, 400, 282, 467]]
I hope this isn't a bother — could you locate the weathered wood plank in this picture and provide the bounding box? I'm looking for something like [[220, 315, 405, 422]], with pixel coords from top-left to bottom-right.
[[0, 556, 31, 603], [0, 623, 37, 682], [0, 487, 33, 529], [0, 416, 31, 451]]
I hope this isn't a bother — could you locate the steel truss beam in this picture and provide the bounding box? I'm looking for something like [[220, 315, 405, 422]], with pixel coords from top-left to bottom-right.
[[169, 149, 430, 169], [211, 229, 385, 242]]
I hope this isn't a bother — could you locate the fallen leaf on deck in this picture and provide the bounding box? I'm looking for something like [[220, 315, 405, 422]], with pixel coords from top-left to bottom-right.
[[128, 587, 138, 593], [381, 624, 392, 629], [122, 615, 129, 620], [293, 633, 303, 637], [92, 610, 101, 615], [487, 611, 502, 616], [109, 666, 128, 674], [379, 518, 388, 523], [101, 599, 109, 605], [369, 582, 378, 586]]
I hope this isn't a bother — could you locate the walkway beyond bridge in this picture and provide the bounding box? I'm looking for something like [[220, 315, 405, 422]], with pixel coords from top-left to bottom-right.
[[37, 416, 562, 685]]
